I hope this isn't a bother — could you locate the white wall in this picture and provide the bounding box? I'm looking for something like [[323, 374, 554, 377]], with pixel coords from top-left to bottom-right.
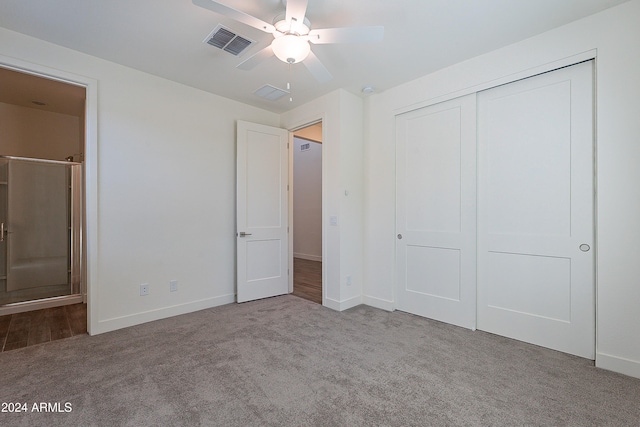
[[0, 27, 280, 334], [281, 90, 364, 310], [363, 0, 640, 379], [0, 102, 81, 161], [293, 137, 322, 261]]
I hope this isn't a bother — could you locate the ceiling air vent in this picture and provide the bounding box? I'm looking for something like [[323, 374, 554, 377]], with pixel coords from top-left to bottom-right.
[[254, 85, 290, 101], [203, 25, 254, 56]]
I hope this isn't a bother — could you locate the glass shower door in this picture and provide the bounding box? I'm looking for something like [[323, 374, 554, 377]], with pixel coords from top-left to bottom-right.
[[0, 157, 82, 306]]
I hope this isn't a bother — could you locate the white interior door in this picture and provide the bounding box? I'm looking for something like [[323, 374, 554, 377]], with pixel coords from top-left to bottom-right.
[[236, 121, 289, 303], [477, 61, 595, 358], [396, 94, 477, 329]]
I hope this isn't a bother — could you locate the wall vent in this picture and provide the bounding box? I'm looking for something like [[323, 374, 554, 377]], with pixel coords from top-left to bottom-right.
[[203, 25, 254, 56], [300, 143, 311, 151], [254, 84, 290, 101]]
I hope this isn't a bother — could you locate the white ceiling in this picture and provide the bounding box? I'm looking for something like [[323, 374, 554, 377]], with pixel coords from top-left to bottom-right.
[[0, 0, 630, 114]]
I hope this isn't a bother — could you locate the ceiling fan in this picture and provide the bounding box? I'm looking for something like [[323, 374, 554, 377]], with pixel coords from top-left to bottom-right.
[[192, 0, 384, 83]]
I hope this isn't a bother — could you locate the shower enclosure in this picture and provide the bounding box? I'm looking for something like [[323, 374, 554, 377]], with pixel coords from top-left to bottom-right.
[[0, 156, 83, 314]]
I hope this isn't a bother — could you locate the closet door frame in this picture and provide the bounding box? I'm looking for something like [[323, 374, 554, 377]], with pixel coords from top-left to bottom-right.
[[393, 53, 597, 358]]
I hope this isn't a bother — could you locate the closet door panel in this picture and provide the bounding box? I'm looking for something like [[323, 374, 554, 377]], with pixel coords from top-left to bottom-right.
[[396, 94, 477, 329], [477, 61, 595, 359]]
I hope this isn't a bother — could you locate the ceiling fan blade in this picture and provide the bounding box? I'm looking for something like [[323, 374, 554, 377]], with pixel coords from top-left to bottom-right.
[[237, 45, 274, 70], [307, 26, 384, 44], [285, 0, 308, 28], [303, 50, 332, 83], [192, 0, 275, 33]]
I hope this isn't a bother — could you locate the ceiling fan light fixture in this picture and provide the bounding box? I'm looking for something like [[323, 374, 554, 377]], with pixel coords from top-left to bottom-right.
[[271, 34, 310, 64]]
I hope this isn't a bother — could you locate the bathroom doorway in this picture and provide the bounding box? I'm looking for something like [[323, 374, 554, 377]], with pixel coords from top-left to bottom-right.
[[291, 122, 323, 304], [0, 66, 86, 325]]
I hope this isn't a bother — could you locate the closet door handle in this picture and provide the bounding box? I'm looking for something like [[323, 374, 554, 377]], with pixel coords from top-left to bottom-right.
[[1, 222, 4, 242]]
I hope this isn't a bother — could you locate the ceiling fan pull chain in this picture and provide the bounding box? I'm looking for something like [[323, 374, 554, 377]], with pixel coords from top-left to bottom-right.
[[288, 64, 293, 102]]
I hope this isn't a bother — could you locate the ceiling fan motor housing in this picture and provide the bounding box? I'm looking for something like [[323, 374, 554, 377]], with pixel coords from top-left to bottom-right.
[[273, 14, 311, 36]]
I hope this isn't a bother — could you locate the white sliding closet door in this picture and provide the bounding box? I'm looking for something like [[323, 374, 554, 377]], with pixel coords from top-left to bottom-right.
[[396, 94, 477, 329], [477, 61, 595, 359]]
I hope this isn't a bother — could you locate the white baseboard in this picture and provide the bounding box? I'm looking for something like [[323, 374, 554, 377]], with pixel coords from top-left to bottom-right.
[[362, 295, 395, 312], [323, 295, 362, 311], [89, 293, 235, 335], [596, 352, 640, 380], [294, 253, 322, 262], [323, 297, 340, 311], [339, 295, 362, 310]]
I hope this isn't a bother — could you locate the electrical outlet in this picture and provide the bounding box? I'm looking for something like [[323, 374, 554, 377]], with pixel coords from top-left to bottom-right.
[[169, 280, 178, 292], [140, 283, 149, 296], [346, 275, 352, 286]]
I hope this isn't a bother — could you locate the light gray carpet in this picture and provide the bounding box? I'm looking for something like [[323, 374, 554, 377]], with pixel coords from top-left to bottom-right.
[[1, 295, 639, 426]]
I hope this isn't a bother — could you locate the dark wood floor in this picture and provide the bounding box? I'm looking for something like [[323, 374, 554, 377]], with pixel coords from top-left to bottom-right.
[[0, 303, 87, 352], [292, 258, 322, 304]]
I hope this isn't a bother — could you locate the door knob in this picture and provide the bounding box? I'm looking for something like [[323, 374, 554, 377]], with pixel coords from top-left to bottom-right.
[[579, 244, 590, 252], [397, 234, 403, 240]]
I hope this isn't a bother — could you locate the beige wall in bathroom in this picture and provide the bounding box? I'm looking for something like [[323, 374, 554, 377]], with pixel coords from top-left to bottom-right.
[[0, 102, 81, 161]]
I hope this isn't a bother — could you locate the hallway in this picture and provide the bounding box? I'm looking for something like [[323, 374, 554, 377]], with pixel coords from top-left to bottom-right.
[[292, 258, 321, 304]]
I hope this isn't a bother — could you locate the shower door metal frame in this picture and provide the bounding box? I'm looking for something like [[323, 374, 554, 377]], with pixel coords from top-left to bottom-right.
[[0, 155, 84, 315]]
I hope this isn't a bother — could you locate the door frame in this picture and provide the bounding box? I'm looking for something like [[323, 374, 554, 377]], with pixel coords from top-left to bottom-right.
[[287, 119, 325, 305], [0, 55, 98, 332]]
